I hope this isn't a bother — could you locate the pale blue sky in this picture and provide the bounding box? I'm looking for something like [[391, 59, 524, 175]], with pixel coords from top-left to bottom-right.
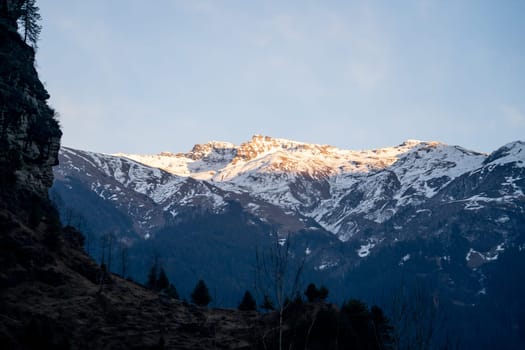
[[37, 0, 525, 154]]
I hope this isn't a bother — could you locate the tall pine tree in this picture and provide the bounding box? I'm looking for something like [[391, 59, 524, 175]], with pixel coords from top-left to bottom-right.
[[146, 264, 158, 290], [157, 268, 169, 290], [191, 280, 211, 306], [17, 0, 42, 48], [238, 291, 257, 311]]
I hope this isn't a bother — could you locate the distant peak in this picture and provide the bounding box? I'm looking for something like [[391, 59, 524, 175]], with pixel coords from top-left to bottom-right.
[[502, 140, 525, 149], [232, 135, 324, 163], [484, 140, 525, 165], [190, 140, 236, 149], [249, 134, 295, 144], [187, 140, 236, 160], [401, 139, 424, 146], [394, 140, 446, 151]]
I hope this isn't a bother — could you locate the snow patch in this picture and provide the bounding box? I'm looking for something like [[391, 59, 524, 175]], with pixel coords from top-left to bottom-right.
[[357, 241, 376, 258], [466, 248, 499, 263], [399, 253, 411, 266], [315, 260, 339, 271], [496, 215, 510, 223]]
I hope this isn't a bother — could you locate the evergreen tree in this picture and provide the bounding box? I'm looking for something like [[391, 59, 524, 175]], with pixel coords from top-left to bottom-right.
[[305, 283, 319, 302], [17, 0, 42, 48], [341, 299, 374, 349], [318, 285, 329, 301], [191, 279, 211, 306], [304, 283, 329, 302], [371, 305, 395, 349], [261, 294, 275, 311], [238, 290, 257, 311], [146, 264, 158, 290], [165, 283, 179, 300], [157, 268, 169, 290]]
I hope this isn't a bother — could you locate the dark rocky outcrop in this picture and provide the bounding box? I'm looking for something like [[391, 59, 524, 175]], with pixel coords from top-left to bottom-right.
[[0, 0, 61, 202]]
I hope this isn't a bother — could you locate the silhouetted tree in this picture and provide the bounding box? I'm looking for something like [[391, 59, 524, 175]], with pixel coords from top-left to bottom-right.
[[146, 262, 158, 290], [99, 233, 116, 270], [304, 283, 329, 303], [106, 233, 115, 272], [119, 243, 129, 278], [191, 279, 211, 306], [305, 283, 318, 302], [157, 268, 169, 290], [389, 280, 445, 350], [255, 234, 306, 350], [97, 263, 107, 294], [318, 285, 329, 301], [261, 294, 275, 311], [371, 305, 395, 350], [165, 283, 179, 299], [17, 0, 42, 48], [238, 290, 257, 311], [341, 299, 373, 349]]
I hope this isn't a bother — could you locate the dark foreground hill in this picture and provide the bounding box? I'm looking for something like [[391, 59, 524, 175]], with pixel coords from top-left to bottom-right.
[[0, 206, 262, 349]]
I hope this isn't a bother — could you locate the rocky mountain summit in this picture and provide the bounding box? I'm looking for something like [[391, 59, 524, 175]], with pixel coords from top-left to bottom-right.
[[57, 135, 524, 244]]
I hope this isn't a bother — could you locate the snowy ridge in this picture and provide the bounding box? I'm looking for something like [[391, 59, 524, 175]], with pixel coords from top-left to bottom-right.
[[484, 141, 525, 167], [57, 136, 525, 242], [119, 135, 431, 181], [60, 147, 187, 204], [391, 143, 486, 204], [57, 147, 230, 237]]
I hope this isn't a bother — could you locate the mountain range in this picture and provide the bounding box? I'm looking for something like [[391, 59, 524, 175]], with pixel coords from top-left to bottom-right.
[[54, 134, 524, 243], [51, 135, 525, 348]]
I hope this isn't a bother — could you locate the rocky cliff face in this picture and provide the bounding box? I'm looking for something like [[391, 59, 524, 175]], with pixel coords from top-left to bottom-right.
[[0, 3, 61, 203]]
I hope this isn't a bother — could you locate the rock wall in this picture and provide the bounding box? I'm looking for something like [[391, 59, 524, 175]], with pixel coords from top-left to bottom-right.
[[0, 4, 61, 202]]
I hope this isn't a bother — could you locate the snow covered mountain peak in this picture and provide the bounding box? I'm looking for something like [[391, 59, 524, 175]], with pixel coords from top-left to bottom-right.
[[398, 139, 426, 146], [56, 137, 525, 242], [232, 134, 319, 163], [115, 136, 477, 182], [186, 141, 237, 161], [484, 140, 525, 167]]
